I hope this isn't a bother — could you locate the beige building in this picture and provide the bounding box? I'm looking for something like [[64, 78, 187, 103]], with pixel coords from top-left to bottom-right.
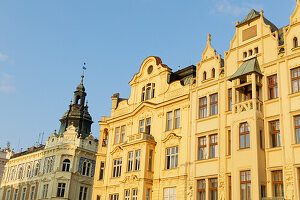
[[0, 76, 98, 200], [93, 1, 300, 200], [0, 145, 13, 187]]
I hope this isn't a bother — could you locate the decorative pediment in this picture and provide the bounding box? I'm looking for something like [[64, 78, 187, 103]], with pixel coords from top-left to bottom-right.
[[78, 179, 92, 185], [129, 56, 171, 85], [132, 102, 157, 117], [120, 175, 140, 184], [162, 133, 182, 146], [110, 146, 123, 155], [290, 0, 300, 24], [56, 176, 69, 181], [201, 34, 217, 61]]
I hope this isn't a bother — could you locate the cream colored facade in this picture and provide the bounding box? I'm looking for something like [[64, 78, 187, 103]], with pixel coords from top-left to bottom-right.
[[0, 146, 13, 188], [0, 125, 98, 200], [93, 1, 300, 200]]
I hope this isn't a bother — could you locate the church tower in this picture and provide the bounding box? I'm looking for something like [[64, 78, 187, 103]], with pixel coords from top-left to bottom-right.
[[58, 71, 93, 138]]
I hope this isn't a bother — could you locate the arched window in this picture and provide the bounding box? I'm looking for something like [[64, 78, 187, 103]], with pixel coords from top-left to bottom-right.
[[294, 37, 298, 48], [27, 166, 31, 178], [10, 169, 15, 180], [82, 161, 87, 176], [18, 167, 23, 179], [86, 162, 91, 176], [62, 159, 70, 172], [212, 68, 215, 78], [203, 71, 207, 80], [75, 95, 81, 104], [34, 163, 39, 176]]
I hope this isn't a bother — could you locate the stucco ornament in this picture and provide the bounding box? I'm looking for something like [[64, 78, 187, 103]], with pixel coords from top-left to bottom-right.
[[121, 175, 140, 185], [162, 133, 182, 147], [218, 169, 226, 200], [284, 163, 295, 200], [110, 146, 123, 156]]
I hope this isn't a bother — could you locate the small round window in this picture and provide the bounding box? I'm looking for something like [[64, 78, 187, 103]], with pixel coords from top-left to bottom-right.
[[147, 65, 153, 74]]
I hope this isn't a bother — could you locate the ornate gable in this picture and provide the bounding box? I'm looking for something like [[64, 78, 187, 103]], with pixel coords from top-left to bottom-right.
[[201, 34, 217, 61], [290, 0, 300, 25]]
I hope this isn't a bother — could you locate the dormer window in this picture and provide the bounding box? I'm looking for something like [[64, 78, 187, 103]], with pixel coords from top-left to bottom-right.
[[212, 68, 215, 78], [203, 71, 207, 81], [294, 37, 298, 48], [141, 83, 155, 101]]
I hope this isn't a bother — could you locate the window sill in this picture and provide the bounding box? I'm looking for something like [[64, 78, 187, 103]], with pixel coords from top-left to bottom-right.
[[291, 46, 300, 51], [196, 114, 218, 122], [266, 146, 282, 152], [237, 147, 250, 151], [225, 110, 232, 114], [195, 157, 218, 164], [288, 92, 300, 98], [201, 77, 215, 83], [264, 98, 279, 104], [163, 167, 179, 171], [291, 143, 300, 148], [225, 155, 231, 159], [164, 127, 182, 133]]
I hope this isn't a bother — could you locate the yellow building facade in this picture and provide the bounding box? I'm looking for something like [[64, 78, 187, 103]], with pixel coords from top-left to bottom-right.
[[93, 2, 300, 200]]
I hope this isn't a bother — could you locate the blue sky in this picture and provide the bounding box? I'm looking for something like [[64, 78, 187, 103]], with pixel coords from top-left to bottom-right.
[[0, 0, 296, 151]]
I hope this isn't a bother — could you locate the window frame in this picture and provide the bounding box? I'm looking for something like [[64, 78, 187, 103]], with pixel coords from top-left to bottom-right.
[[269, 120, 281, 148], [166, 146, 178, 169], [148, 150, 153, 172], [124, 189, 130, 200], [163, 187, 176, 200], [209, 134, 218, 159], [228, 130, 231, 155], [210, 93, 218, 116], [239, 122, 250, 149], [198, 136, 207, 160], [30, 186, 35, 200], [166, 111, 173, 131], [197, 179, 206, 200], [62, 159, 70, 172], [57, 183, 66, 197], [42, 184, 49, 198], [267, 74, 278, 99], [272, 170, 284, 197], [209, 178, 218, 200], [240, 170, 251, 200], [132, 188, 138, 200], [134, 150, 141, 171], [112, 158, 122, 178], [295, 115, 300, 144], [291, 67, 300, 93], [228, 88, 232, 111], [199, 97, 207, 119]]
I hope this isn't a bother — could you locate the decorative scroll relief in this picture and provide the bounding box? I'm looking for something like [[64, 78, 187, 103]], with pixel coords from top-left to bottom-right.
[[121, 175, 140, 185], [162, 133, 182, 147], [242, 25, 257, 41], [218, 168, 226, 200]]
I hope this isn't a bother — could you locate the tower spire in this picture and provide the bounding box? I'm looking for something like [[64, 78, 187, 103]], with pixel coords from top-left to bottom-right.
[[81, 62, 86, 84]]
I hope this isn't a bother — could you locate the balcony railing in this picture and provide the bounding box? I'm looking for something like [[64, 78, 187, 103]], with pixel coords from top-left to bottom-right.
[[233, 99, 263, 114], [128, 132, 155, 142]]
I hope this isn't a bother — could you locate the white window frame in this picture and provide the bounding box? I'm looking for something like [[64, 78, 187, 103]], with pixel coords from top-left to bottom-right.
[[132, 188, 138, 200], [166, 146, 178, 169], [164, 187, 176, 200], [112, 158, 122, 178]]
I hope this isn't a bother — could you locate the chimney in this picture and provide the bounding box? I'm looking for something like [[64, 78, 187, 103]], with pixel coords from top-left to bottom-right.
[[111, 93, 120, 110]]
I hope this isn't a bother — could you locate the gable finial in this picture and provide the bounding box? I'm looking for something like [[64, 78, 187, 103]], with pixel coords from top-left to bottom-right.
[[207, 34, 211, 44]]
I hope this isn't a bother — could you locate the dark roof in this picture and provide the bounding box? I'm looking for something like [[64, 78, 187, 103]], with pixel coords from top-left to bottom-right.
[[237, 9, 278, 32], [169, 65, 196, 85], [237, 9, 260, 27], [229, 58, 262, 81], [11, 145, 45, 159]]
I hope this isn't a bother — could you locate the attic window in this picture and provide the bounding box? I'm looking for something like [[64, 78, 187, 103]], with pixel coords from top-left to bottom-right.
[[141, 83, 155, 101], [249, 49, 253, 56], [212, 68, 215, 78], [203, 71, 207, 80], [254, 47, 258, 54], [243, 52, 247, 58], [293, 37, 298, 48]]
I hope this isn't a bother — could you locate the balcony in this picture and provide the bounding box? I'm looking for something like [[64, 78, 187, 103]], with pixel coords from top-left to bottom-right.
[[233, 99, 263, 114], [127, 132, 155, 143]]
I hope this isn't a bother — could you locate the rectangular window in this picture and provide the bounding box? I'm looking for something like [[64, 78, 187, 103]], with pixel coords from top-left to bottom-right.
[[197, 179, 206, 200], [121, 126, 126, 143], [261, 185, 266, 198], [124, 189, 130, 200], [164, 187, 176, 200], [209, 178, 218, 200], [240, 123, 250, 149], [146, 118, 151, 134], [42, 184, 49, 198], [110, 194, 119, 200], [270, 120, 281, 148], [240, 170, 251, 200], [228, 88, 232, 111], [198, 136, 207, 160], [21, 188, 26, 200], [210, 93, 218, 116], [209, 134, 218, 158], [114, 127, 120, 144], [6, 190, 10, 200], [13, 189, 18, 200], [135, 150, 141, 171], [228, 130, 231, 155], [291, 67, 300, 93], [272, 170, 284, 197], [132, 188, 138, 200], [128, 152, 133, 172], [57, 183, 66, 197], [295, 115, 300, 144], [146, 188, 151, 200], [99, 162, 105, 180], [30, 186, 35, 200], [113, 158, 122, 178], [166, 146, 178, 169], [268, 75, 278, 99], [149, 150, 153, 171], [167, 111, 173, 131], [174, 109, 180, 129], [139, 120, 145, 133], [199, 97, 207, 118], [79, 186, 88, 200]]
